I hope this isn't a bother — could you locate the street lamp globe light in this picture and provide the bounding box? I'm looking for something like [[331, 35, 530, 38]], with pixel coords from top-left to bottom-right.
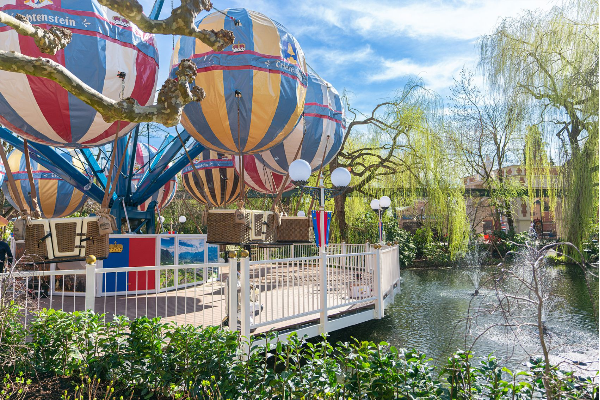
[[178, 215, 186, 223], [297, 211, 306, 217], [379, 196, 391, 210], [331, 167, 351, 188], [370, 199, 381, 211], [289, 159, 311, 185]]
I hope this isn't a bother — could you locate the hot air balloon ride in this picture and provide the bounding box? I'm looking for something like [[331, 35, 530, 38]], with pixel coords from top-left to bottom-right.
[[129, 143, 177, 213], [2, 148, 88, 218], [182, 149, 241, 207], [255, 72, 346, 174], [0, 0, 159, 148], [233, 154, 294, 195], [170, 8, 308, 155]]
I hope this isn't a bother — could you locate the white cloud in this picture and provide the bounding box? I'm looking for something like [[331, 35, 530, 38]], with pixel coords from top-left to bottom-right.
[[367, 55, 477, 92], [309, 45, 374, 66], [299, 0, 558, 40]]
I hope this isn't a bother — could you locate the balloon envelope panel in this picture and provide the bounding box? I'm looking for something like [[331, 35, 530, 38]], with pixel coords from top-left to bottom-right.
[[255, 72, 346, 174], [182, 149, 241, 207], [0, 0, 159, 148], [2, 148, 88, 218], [233, 154, 294, 195], [171, 8, 307, 155]]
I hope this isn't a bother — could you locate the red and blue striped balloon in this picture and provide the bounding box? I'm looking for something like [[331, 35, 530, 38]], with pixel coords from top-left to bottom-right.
[[255, 72, 346, 174], [233, 154, 294, 195], [2, 148, 88, 218], [129, 143, 177, 212], [170, 8, 307, 155], [0, 0, 159, 148]]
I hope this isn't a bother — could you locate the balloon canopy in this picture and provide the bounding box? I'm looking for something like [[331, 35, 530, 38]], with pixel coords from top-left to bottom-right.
[[0, 0, 159, 148], [182, 149, 241, 207], [2, 148, 88, 218], [255, 72, 346, 174], [234, 155, 294, 195], [171, 8, 307, 155], [129, 143, 177, 212]]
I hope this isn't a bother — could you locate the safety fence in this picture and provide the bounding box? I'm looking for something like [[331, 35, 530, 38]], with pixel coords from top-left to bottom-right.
[[1, 244, 400, 340]]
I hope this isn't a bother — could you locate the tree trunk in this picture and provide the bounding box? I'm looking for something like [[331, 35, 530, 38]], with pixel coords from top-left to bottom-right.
[[504, 199, 515, 233], [334, 190, 348, 242]]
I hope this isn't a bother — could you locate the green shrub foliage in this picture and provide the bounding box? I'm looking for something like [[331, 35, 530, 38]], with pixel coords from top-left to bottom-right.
[[0, 309, 596, 399]]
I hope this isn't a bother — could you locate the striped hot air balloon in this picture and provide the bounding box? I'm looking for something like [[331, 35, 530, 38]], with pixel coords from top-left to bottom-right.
[[170, 8, 307, 155], [2, 148, 88, 218], [182, 149, 241, 207], [255, 72, 346, 174], [0, 0, 159, 148], [233, 154, 294, 195], [128, 143, 177, 212]]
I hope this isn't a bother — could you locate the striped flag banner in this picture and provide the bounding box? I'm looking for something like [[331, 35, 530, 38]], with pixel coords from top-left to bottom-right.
[[312, 210, 332, 247]]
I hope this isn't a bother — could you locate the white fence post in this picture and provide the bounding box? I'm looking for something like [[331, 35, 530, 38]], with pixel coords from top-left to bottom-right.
[[228, 256, 238, 332], [239, 255, 251, 340], [319, 246, 328, 334], [290, 243, 295, 259], [374, 247, 384, 319], [85, 257, 96, 312]]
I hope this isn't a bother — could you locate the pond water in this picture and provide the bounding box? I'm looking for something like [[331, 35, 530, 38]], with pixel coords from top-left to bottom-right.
[[327, 264, 599, 374]]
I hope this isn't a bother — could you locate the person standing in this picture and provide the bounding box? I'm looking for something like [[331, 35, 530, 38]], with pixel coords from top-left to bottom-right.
[[0, 239, 13, 273]]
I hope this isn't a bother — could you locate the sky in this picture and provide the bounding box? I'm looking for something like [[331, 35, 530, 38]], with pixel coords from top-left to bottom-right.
[[141, 0, 558, 115]]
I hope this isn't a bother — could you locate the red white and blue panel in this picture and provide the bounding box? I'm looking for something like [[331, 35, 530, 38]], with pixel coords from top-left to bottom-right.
[[233, 154, 294, 195], [170, 8, 308, 155], [312, 210, 331, 247], [255, 72, 346, 174], [0, 0, 159, 148], [0, 157, 5, 188]]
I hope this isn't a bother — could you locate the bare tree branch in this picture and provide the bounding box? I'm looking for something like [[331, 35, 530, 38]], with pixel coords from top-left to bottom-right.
[[0, 51, 204, 127], [0, 11, 72, 55], [97, 0, 234, 51]]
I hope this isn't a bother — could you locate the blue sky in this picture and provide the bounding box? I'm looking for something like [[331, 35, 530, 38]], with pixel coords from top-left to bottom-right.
[[141, 0, 557, 115]]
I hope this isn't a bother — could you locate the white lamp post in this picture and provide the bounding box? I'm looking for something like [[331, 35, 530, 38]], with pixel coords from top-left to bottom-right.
[[288, 161, 351, 248], [371, 196, 392, 243], [178, 215, 186, 233]]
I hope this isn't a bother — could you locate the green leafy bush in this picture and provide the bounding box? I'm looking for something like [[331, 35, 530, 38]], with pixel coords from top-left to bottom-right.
[[384, 223, 417, 268], [1, 311, 597, 399]]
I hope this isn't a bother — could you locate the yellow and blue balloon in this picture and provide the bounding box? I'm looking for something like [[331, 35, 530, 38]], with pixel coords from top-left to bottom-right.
[[2, 149, 88, 218], [171, 8, 308, 155]]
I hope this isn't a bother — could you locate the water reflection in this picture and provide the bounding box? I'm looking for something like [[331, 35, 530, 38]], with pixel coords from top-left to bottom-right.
[[326, 265, 598, 372]]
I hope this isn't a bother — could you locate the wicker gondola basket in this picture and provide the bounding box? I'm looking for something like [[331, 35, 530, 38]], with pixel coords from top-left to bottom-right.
[[276, 216, 311, 243], [207, 210, 279, 244], [207, 209, 251, 244], [23, 217, 109, 263]]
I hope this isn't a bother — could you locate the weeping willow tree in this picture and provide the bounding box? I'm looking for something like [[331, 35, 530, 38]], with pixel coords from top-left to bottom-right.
[[449, 68, 526, 233], [333, 81, 469, 258], [480, 0, 599, 254], [524, 126, 558, 219]]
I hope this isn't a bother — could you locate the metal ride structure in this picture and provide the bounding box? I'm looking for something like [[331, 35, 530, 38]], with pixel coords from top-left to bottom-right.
[[0, 1, 346, 248], [0, 0, 208, 234]]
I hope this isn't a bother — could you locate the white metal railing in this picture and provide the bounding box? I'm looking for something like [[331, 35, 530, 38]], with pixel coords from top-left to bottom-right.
[[1, 243, 400, 340], [250, 243, 368, 262], [0, 261, 229, 329]]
